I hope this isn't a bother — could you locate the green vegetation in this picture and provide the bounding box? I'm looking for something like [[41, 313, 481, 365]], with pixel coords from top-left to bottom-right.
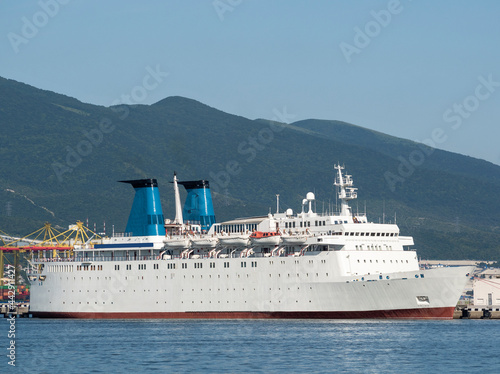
[[1, 76, 499, 260]]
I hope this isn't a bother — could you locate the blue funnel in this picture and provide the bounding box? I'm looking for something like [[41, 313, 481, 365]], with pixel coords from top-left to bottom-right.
[[120, 179, 166, 236], [178, 180, 216, 232]]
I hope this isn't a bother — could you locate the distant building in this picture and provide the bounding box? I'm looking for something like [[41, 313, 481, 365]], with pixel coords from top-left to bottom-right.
[[473, 268, 500, 306]]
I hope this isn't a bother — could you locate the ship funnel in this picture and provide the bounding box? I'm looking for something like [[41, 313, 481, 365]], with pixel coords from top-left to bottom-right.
[[177, 179, 216, 232], [119, 179, 166, 237]]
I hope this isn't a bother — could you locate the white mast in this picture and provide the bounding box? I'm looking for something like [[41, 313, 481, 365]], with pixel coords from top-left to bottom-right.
[[334, 164, 357, 217], [173, 172, 184, 225]]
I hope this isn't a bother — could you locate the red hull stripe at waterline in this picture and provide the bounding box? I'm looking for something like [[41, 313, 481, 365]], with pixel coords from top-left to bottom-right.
[[32, 307, 455, 320]]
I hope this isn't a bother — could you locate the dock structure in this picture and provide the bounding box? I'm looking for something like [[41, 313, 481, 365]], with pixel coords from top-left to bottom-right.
[[454, 268, 500, 319], [4, 303, 499, 319], [454, 305, 500, 319], [5, 303, 500, 319], [1, 303, 30, 318]]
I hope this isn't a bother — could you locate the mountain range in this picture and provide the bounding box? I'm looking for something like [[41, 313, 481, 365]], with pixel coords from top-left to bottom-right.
[[1, 76, 499, 261]]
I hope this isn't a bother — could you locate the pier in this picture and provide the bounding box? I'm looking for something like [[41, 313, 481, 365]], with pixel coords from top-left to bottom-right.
[[1, 303, 31, 318], [454, 305, 500, 319], [4, 302, 500, 319]]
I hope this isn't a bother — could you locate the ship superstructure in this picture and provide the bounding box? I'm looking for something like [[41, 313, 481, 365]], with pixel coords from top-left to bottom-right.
[[29, 165, 472, 319]]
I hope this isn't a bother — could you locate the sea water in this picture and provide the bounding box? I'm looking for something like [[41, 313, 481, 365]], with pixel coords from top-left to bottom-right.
[[3, 319, 500, 373]]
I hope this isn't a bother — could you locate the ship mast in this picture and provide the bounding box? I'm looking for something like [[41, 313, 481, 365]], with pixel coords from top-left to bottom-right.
[[173, 172, 184, 225], [334, 164, 357, 217]]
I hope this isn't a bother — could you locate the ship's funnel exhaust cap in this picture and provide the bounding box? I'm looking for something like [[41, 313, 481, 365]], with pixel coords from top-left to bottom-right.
[[119, 179, 158, 188], [119, 178, 165, 237]]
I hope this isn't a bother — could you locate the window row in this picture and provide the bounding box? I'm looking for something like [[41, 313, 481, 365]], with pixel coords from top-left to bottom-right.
[[346, 232, 398, 237], [355, 245, 393, 250], [76, 265, 103, 271], [356, 259, 409, 264], [214, 223, 258, 234]]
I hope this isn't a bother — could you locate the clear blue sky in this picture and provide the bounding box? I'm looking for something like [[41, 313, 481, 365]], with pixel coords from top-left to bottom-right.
[[1, 0, 499, 165]]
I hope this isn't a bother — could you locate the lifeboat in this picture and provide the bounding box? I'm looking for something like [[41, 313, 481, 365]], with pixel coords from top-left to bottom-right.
[[281, 234, 308, 245], [163, 237, 191, 248], [218, 234, 250, 247], [250, 231, 281, 246], [190, 237, 218, 248]]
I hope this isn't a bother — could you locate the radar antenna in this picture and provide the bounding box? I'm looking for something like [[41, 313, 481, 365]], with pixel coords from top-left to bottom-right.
[[334, 164, 357, 217]]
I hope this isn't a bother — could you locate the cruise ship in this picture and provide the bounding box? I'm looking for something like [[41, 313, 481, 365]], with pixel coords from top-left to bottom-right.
[[29, 165, 472, 319]]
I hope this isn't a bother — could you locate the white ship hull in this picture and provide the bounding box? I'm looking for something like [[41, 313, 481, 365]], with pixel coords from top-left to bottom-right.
[[29, 250, 472, 319]]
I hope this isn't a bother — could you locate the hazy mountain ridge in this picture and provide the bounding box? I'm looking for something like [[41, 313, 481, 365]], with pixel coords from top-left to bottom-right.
[[1, 76, 499, 260], [293, 119, 500, 185]]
